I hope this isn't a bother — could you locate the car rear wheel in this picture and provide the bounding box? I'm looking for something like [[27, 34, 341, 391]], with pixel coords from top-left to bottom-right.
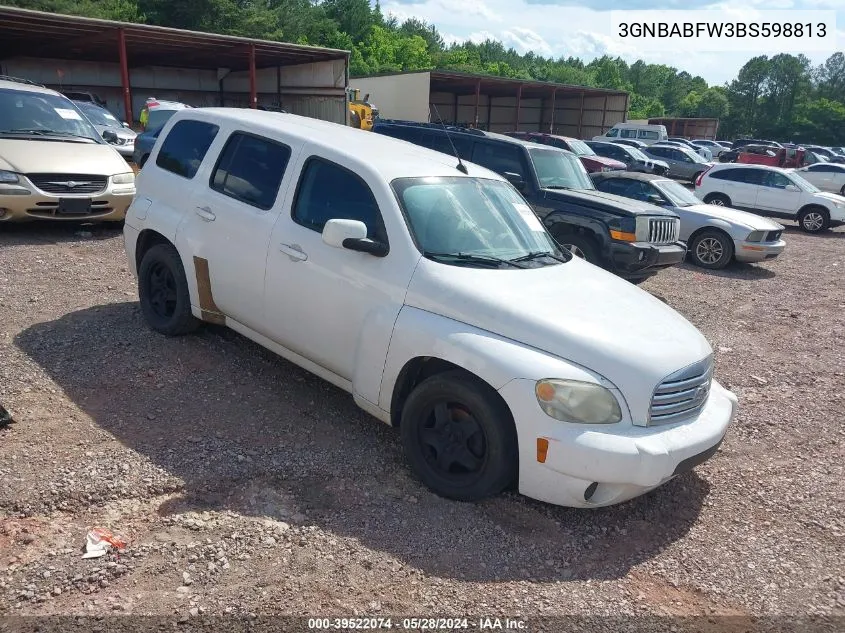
[[400, 370, 518, 502], [138, 243, 199, 336], [690, 229, 734, 269], [704, 193, 731, 207], [798, 207, 830, 233]]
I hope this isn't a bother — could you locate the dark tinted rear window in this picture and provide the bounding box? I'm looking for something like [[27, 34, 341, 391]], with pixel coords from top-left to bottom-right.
[[156, 120, 219, 179], [710, 168, 764, 184], [211, 132, 291, 209]]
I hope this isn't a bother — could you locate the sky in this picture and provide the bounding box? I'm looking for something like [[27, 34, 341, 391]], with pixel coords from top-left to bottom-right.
[[381, 0, 844, 86]]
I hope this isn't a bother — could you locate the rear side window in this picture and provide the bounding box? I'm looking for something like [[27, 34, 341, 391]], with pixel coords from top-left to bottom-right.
[[156, 120, 218, 179], [620, 128, 638, 138], [648, 147, 668, 158], [210, 132, 290, 210], [292, 158, 387, 243], [638, 130, 659, 140], [426, 132, 472, 160], [710, 168, 763, 184], [471, 143, 528, 180]]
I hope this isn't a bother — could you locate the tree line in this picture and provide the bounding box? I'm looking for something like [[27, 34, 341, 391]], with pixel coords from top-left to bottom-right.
[[8, 0, 845, 143]]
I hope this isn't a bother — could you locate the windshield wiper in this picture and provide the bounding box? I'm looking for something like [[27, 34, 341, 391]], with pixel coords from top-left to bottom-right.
[[423, 251, 527, 269], [0, 129, 94, 140], [510, 250, 570, 264], [543, 185, 573, 190]]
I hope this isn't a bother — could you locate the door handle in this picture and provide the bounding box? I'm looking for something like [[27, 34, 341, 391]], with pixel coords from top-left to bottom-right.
[[279, 242, 308, 262], [195, 206, 216, 222]]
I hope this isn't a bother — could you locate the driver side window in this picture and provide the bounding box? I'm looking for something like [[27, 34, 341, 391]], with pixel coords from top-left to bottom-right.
[[292, 158, 388, 244], [762, 171, 791, 189]]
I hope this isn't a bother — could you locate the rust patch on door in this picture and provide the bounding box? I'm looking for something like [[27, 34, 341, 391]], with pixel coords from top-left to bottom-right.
[[193, 256, 225, 325]]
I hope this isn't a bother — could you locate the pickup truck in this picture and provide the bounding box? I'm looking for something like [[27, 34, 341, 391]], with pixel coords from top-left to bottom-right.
[[373, 120, 686, 283]]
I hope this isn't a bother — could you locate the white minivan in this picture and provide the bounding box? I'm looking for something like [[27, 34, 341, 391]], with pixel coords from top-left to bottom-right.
[[593, 123, 668, 145], [124, 108, 737, 508]]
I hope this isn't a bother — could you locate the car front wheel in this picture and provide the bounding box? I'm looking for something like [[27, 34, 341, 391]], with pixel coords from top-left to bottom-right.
[[400, 371, 518, 502], [138, 243, 199, 336], [551, 230, 600, 265], [798, 207, 830, 233], [690, 230, 734, 269]]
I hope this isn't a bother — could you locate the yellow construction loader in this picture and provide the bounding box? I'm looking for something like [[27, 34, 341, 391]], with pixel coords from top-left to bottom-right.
[[347, 88, 378, 130]]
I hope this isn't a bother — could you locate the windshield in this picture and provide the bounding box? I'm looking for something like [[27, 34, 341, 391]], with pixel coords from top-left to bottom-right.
[[681, 148, 709, 164], [0, 88, 102, 140], [566, 139, 595, 156], [653, 179, 702, 206], [77, 102, 122, 129], [789, 173, 821, 193], [147, 108, 178, 131], [628, 147, 649, 161], [528, 147, 594, 190], [392, 176, 565, 267]]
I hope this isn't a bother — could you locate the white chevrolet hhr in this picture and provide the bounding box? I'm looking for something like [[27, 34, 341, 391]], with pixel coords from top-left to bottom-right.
[[124, 109, 738, 508]]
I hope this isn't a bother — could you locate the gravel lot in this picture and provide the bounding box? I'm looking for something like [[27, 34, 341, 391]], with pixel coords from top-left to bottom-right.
[[0, 221, 843, 628]]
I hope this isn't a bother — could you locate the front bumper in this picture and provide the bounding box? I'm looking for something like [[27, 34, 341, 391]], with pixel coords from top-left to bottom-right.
[[0, 179, 134, 222], [110, 141, 135, 159], [734, 238, 785, 263], [608, 240, 687, 280], [500, 378, 738, 508]]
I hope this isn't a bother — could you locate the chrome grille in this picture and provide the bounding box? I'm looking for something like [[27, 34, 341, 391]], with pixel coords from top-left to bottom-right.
[[27, 173, 107, 195], [648, 217, 679, 244], [649, 356, 713, 425]]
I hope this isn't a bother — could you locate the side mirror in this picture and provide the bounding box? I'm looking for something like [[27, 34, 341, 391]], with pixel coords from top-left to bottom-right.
[[647, 194, 666, 206], [102, 129, 118, 143], [322, 219, 388, 257], [122, 122, 130, 128], [503, 171, 526, 190], [785, 184, 800, 192]]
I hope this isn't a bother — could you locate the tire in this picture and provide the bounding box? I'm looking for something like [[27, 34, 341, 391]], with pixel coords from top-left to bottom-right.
[[690, 229, 734, 269], [704, 193, 731, 207], [400, 370, 518, 502], [550, 229, 600, 265], [138, 243, 199, 336], [798, 207, 830, 233]]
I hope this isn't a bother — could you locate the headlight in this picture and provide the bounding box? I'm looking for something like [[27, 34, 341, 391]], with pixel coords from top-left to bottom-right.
[[746, 230, 765, 242], [0, 170, 20, 184], [602, 166, 614, 172], [535, 379, 622, 424], [112, 172, 135, 185]]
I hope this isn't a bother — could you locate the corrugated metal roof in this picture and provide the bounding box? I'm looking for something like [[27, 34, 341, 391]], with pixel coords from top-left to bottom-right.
[[354, 70, 628, 99], [0, 6, 349, 71]]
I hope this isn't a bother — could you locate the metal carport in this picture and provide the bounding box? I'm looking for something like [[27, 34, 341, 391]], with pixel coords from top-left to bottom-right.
[[351, 70, 629, 139], [0, 6, 349, 125]]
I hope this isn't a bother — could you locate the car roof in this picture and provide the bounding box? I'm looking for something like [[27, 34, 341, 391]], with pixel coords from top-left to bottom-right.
[[593, 171, 663, 183], [708, 163, 786, 173], [0, 77, 62, 96], [173, 108, 510, 182]]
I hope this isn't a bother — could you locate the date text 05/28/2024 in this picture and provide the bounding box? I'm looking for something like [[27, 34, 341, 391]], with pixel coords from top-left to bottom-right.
[[307, 618, 527, 630]]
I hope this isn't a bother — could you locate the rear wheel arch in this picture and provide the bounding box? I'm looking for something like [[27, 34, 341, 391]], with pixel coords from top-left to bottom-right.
[[135, 229, 174, 273], [797, 205, 830, 233]]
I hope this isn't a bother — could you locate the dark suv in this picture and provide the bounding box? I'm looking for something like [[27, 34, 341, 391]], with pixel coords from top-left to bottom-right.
[[373, 120, 686, 283]]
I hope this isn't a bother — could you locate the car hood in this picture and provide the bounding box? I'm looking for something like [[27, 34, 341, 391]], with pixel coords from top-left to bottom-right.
[[543, 188, 678, 217], [582, 154, 627, 169], [814, 191, 845, 205], [675, 203, 784, 231], [0, 139, 130, 174], [405, 257, 712, 421]]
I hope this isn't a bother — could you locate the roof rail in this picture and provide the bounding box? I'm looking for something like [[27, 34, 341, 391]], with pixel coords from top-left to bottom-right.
[[0, 75, 45, 87], [375, 118, 487, 137]]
